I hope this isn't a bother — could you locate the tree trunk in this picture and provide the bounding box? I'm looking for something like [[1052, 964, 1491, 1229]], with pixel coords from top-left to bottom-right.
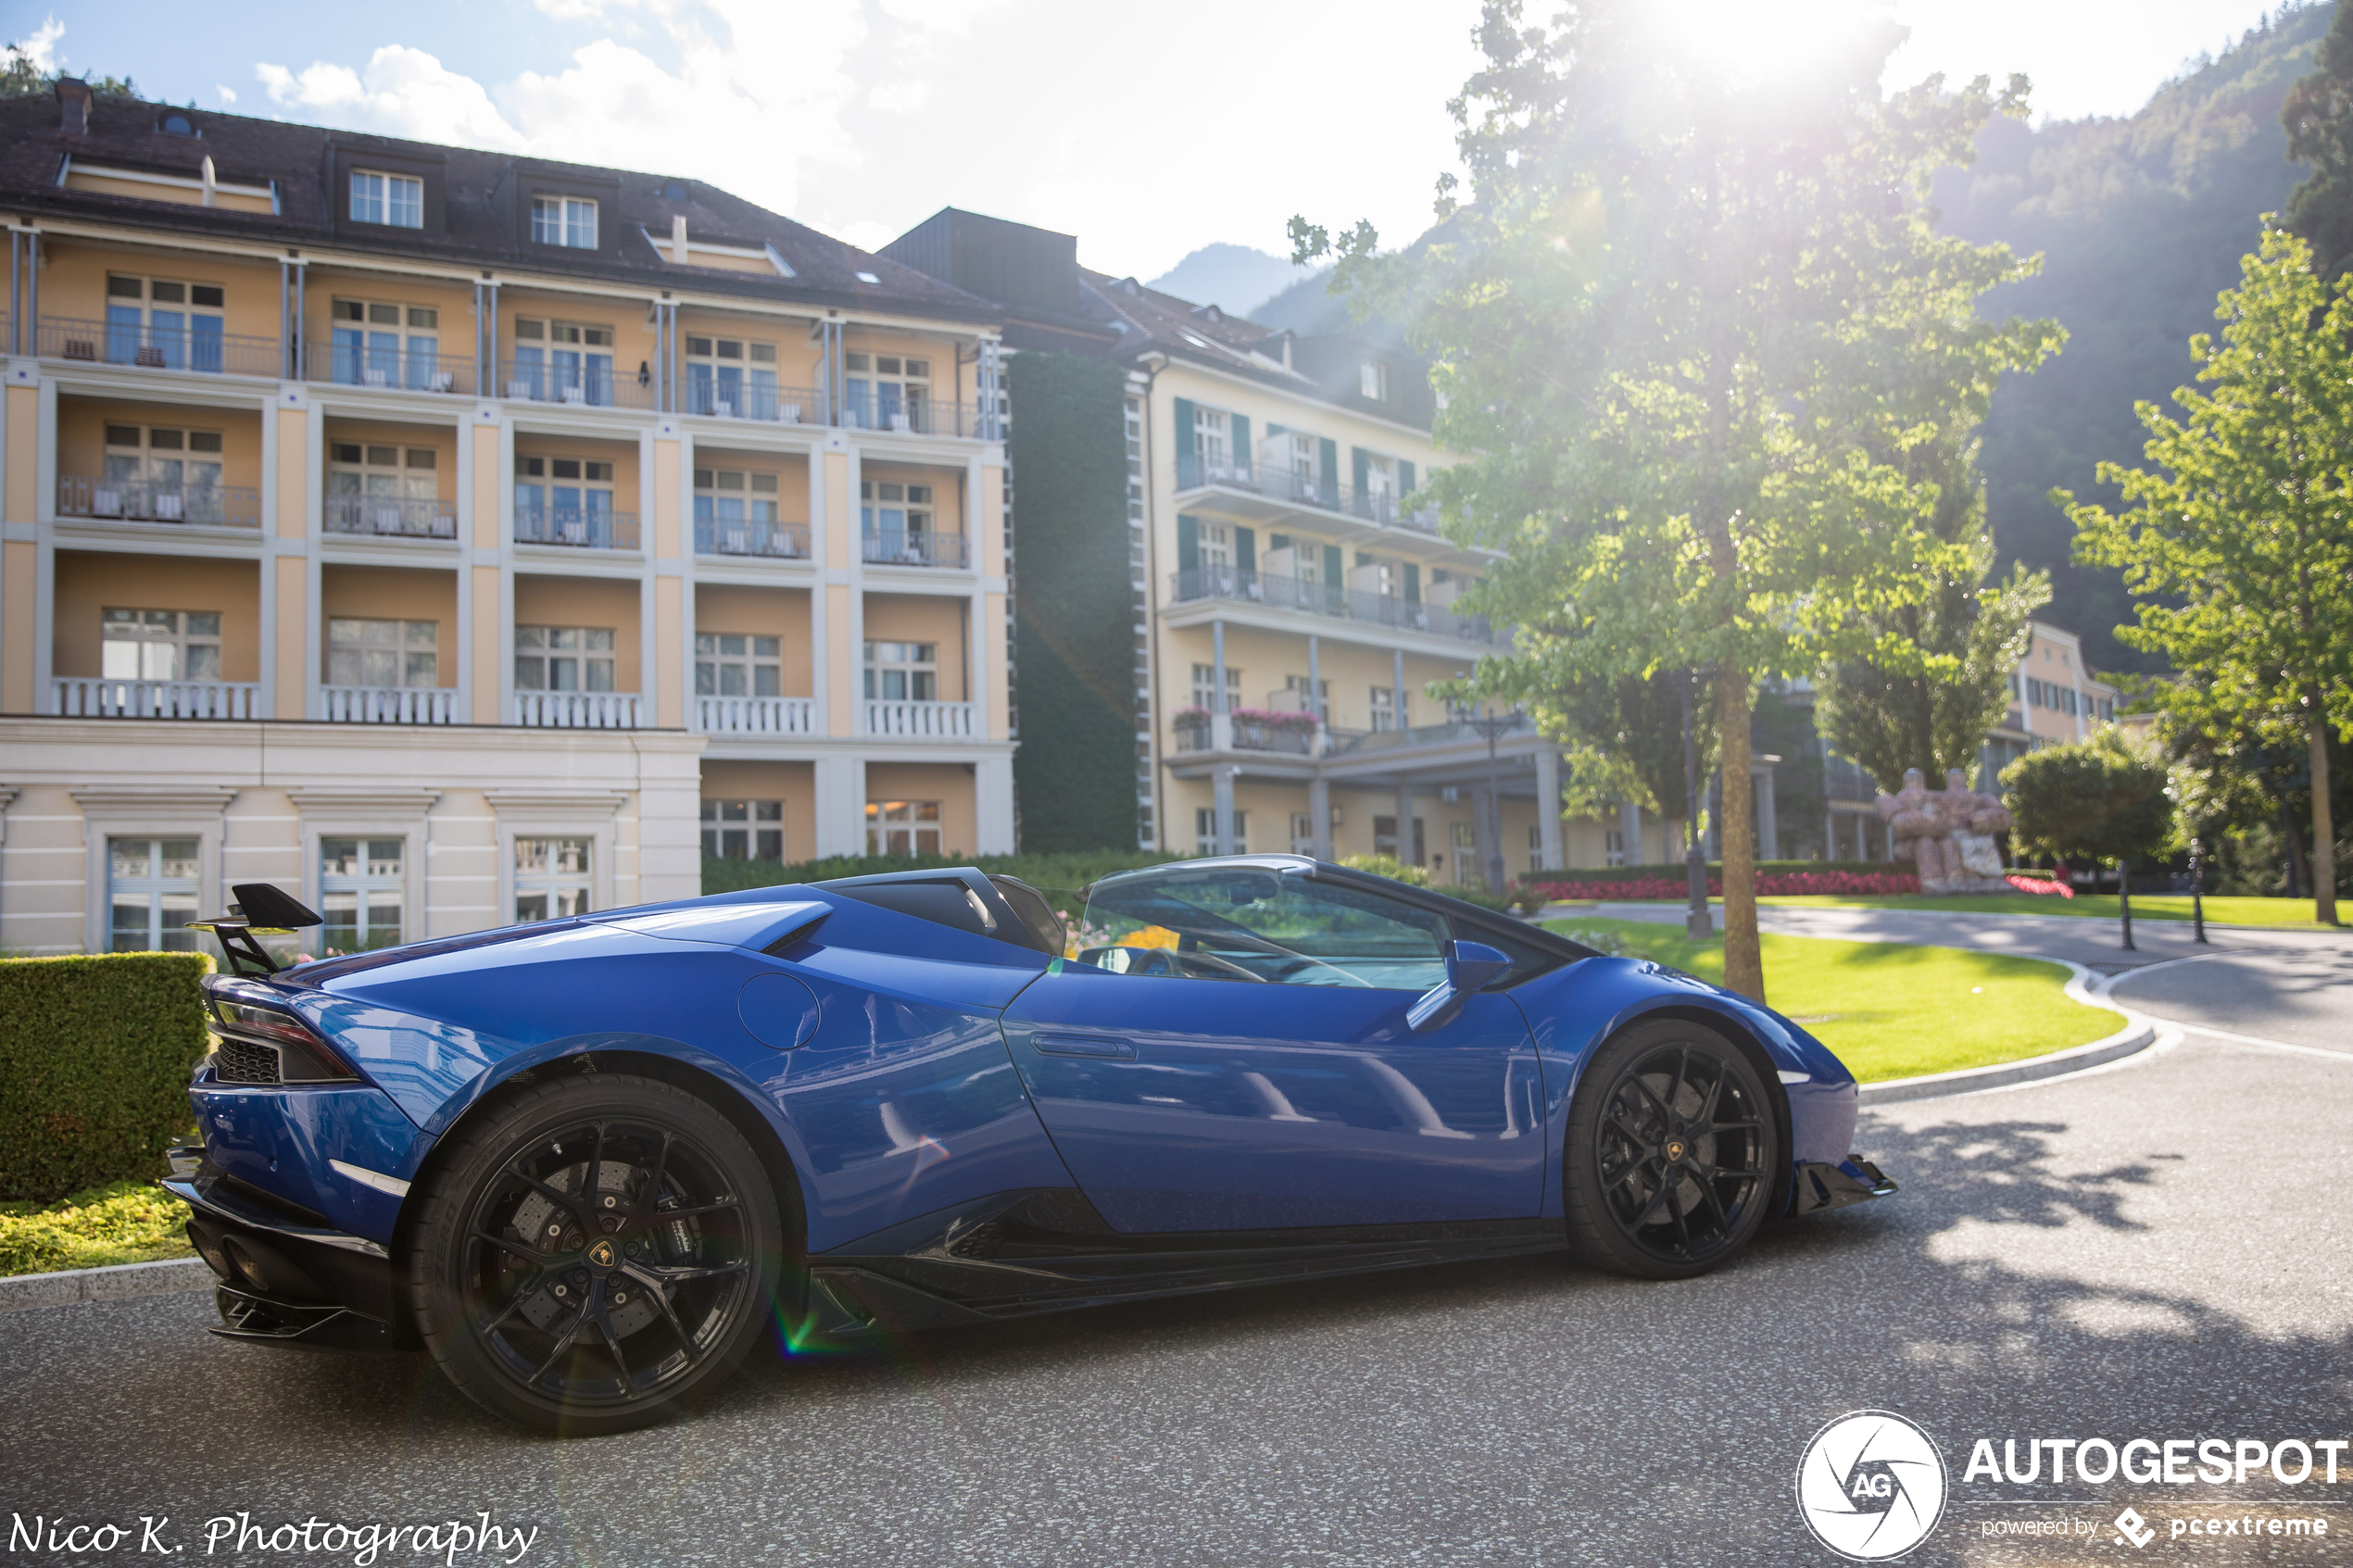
[[2117, 857, 2135, 951], [2313, 713, 2340, 926], [1717, 663, 1763, 1001], [2284, 805, 2305, 899]]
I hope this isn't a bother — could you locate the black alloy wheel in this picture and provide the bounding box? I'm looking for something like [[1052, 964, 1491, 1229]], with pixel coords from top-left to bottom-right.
[[409, 1074, 784, 1435], [1563, 1020, 1780, 1279]]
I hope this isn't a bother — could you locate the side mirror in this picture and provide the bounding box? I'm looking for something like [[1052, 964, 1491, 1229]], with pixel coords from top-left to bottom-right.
[[1406, 939, 1513, 1032]]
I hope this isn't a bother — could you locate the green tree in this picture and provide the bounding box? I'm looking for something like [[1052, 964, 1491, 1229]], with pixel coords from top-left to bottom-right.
[[1815, 425, 2051, 790], [1539, 670, 1717, 844], [2061, 223, 2353, 926], [2002, 728, 2174, 947], [1292, 2, 2059, 1001], [0, 43, 134, 99], [2284, 0, 2353, 282]]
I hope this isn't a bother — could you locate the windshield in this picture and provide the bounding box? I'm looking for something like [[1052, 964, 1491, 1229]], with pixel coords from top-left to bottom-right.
[[1078, 867, 1450, 990]]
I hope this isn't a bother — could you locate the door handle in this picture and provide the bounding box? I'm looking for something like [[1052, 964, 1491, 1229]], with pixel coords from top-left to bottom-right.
[[1032, 1033, 1137, 1060]]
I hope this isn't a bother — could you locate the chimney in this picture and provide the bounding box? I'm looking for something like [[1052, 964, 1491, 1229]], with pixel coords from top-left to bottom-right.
[[201, 156, 218, 207], [671, 213, 688, 264], [55, 77, 92, 136], [1280, 332, 1293, 371]]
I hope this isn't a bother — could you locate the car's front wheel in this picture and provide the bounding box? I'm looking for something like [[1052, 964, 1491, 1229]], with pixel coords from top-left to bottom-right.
[[408, 1073, 784, 1435], [1563, 1019, 1780, 1279]]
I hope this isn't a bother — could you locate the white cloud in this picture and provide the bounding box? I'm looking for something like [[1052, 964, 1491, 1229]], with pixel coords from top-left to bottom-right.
[[257, 47, 528, 152], [214, 83, 237, 105], [15, 16, 63, 72]]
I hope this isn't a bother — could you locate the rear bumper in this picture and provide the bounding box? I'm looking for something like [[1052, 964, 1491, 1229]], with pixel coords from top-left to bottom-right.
[[1791, 1156, 1897, 1216], [163, 1146, 412, 1351]]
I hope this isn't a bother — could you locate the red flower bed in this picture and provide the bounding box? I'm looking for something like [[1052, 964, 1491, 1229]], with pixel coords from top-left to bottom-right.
[[1524, 870, 1922, 901], [2003, 873, 2073, 898]]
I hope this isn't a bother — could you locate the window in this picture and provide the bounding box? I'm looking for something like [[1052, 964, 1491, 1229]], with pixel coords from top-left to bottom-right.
[[105, 273, 225, 370], [1369, 684, 1410, 732], [1191, 662, 1241, 712], [530, 195, 598, 249], [514, 836, 592, 922], [1452, 821, 1479, 884], [349, 170, 423, 229], [321, 837, 404, 952], [685, 334, 781, 419], [1528, 822, 1544, 875], [328, 443, 439, 533], [1290, 813, 1316, 855], [1360, 360, 1389, 401], [1282, 674, 1330, 723], [864, 641, 937, 702], [514, 455, 617, 545], [327, 618, 438, 688], [109, 836, 201, 952], [1081, 866, 1449, 990], [1362, 453, 1399, 508], [1191, 405, 1231, 473], [514, 625, 616, 692], [1373, 815, 1425, 863], [860, 481, 934, 561], [1126, 396, 1146, 523], [866, 799, 942, 857], [697, 633, 782, 696], [702, 800, 784, 861], [510, 317, 614, 404], [693, 469, 785, 553], [843, 350, 930, 431], [100, 423, 224, 521], [1194, 520, 1233, 569], [1193, 808, 1249, 856], [102, 608, 221, 682], [330, 298, 442, 388], [1604, 826, 1627, 868]]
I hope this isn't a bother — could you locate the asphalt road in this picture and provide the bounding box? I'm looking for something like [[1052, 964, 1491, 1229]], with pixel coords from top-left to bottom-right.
[[3, 937, 2348, 1567]]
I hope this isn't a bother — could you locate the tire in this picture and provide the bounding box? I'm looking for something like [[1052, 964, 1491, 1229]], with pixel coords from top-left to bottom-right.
[[1563, 1019, 1781, 1280], [408, 1073, 785, 1436]]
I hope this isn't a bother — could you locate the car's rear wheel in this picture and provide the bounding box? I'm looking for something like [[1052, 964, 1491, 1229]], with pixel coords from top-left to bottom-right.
[[408, 1073, 783, 1435], [1563, 1019, 1780, 1280]]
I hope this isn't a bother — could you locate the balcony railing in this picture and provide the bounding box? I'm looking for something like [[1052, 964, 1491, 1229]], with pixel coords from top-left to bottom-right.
[[697, 695, 813, 734], [52, 676, 258, 719], [682, 380, 824, 425], [695, 519, 810, 559], [514, 505, 640, 550], [1172, 712, 1315, 756], [57, 474, 261, 529], [496, 358, 659, 411], [861, 530, 970, 569], [510, 692, 642, 728], [1175, 453, 1439, 533], [1169, 565, 1496, 643], [864, 699, 977, 737], [325, 495, 458, 540], [321, 685, 456, 724], [837, 388, 993, 439], [306, 341, 472, 395], [40, 315, 282, 379]]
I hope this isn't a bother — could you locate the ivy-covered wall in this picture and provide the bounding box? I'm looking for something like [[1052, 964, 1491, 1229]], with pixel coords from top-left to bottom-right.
[[1007, 351, 1138, 851]]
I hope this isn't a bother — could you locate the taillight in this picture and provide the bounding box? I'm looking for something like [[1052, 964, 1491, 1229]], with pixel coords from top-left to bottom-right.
[[206, 985, 356, 1085]]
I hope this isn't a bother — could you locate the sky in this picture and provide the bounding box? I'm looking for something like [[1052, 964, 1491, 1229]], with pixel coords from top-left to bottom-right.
[[1, 0, 2296, 281]]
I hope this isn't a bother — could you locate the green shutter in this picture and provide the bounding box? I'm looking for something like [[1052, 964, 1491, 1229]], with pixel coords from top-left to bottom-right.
[[1268, 532, 1290, 553], [1232, 415, 1252, 471], [1400, 459, 1416, 495], [1324, 544, 1343, 584], [1178, 514, 1200, 572], [1352, 446, 1370, 496], [1266, 423, 1286, 439], [1236, 526, 1255, 571], [1319, 438, 1339, 496], [1404, 563, 1421, 603], [1174, 397, 1196, 479], [1355, 550, 1373, 569]]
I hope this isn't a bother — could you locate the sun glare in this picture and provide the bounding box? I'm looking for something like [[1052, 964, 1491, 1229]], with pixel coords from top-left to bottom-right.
[[1659, 0, 1894, 84]]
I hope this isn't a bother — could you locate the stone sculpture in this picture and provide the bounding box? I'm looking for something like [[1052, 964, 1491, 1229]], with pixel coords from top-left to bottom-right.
[[1873, 767, 2017, 894]]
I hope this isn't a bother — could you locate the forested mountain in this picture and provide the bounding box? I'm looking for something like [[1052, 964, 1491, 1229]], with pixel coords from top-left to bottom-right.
[[1938, 2, 2331, 674]]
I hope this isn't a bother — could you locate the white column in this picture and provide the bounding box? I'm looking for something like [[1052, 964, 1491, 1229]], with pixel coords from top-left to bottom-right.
[[1308, 776, 1332, 860], [813, 753, 866, 858], [1535, 746, 1563, 871], [1755, 764, 1780, 860], [975, 755, 1014, 854], [1213, 765, 1238, 857]]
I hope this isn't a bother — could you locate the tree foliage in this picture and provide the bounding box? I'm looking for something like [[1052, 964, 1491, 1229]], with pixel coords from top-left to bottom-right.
[[1534, 670, 1717, 827], [2060, 223, 2353, 924], [2284, 0, 2353, 281], [2001, 728, 2173, 871], [1291, 1, 2060, 1000], [0, 42, 134, 99]]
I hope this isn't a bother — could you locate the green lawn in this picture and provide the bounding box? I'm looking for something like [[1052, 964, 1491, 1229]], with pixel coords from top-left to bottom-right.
[[0, 1180, 194, 1277], [1749, 893, 2341, 930], [1544, 917, 2120, 1083]]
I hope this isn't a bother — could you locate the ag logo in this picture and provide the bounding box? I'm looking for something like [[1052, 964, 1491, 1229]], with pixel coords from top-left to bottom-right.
[[1795, 1410, 1947, 1561]]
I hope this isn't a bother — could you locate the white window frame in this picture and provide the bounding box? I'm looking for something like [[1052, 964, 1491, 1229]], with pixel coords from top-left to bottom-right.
[[287, 787, 440, 958], [863, 640, 937, 702], [1370, 684, 1410, 732], [318, 835, 409, 953], [684, 334, 780, 418], [1192, 405, 1230, 472], [1360, 360, 1389, 401], [701, 799, 785, 862], [1191, 662, 1241, 712], [105, 834, 205, 952], [1194, 806, 1248, 855], [100, 421, 225, 517], [1195, 520, 1232, 569], [514, 623, 618, 693], [696, 632, 783, 697], [531, 194, 598, 249], [349, 169, 423, 229], [486, 791, 623, 927], [70, 786, 235, 959], [842, 350, 931, 430], [326, 616, 440, 689], [102, 607, 223, 682], [865, 798, 943, 857]]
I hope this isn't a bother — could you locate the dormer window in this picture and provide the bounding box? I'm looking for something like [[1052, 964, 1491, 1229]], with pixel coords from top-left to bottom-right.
[[1360, 360, 1389, 401], [531, 195, 598, 249], [159, 114, 196, 136], [350, 170, 423, 229]]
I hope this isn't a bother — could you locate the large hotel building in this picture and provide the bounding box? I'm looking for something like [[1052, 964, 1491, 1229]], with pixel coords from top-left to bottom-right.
[[0, 81, 1012, 956]]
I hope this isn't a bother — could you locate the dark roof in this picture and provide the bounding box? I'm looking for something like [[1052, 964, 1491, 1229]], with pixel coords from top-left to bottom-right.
[[0, 86, 1000, 327]]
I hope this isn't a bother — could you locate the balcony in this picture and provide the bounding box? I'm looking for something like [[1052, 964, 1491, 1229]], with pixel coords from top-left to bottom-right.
[[52, 676, 258, 719], [40, 316, 282, 379], [496, 358, 658, 412], [510, 692, 642, 728], [697, 696, 813, 734], [514, 504, 640, 550], [1172, 709, 1315, 756], [305, 341, 472, 396], [321, 685, 456, 723], [864, 699, 977, 737], [57, 475, 260, 529], [837, 389, 995, 440], [325, 495, 458, 540], [682, 380, 824, 425], [861, 530, 970, 569], [1176, 454, 1440, 534], [694, 518, 809, 559], [1168, 565, 1495, 643]]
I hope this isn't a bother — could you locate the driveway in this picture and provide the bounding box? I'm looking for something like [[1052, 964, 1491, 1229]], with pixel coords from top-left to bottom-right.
[[2, 951, 2347, 1566]]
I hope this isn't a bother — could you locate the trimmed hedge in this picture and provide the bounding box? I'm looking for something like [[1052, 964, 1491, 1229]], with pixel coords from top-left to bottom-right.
[[0, 953, 213, 1203]]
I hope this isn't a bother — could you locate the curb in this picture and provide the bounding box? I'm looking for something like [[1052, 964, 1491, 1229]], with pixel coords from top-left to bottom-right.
[[0, 1256, 214, 1314], [1859, 958, 2157, 1104]]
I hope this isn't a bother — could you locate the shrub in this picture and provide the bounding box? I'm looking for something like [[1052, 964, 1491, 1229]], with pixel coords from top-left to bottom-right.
[[0, 953, 213, 1203], [1524, 869, 1925, 900], [0, 1178, 195, 1276]]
